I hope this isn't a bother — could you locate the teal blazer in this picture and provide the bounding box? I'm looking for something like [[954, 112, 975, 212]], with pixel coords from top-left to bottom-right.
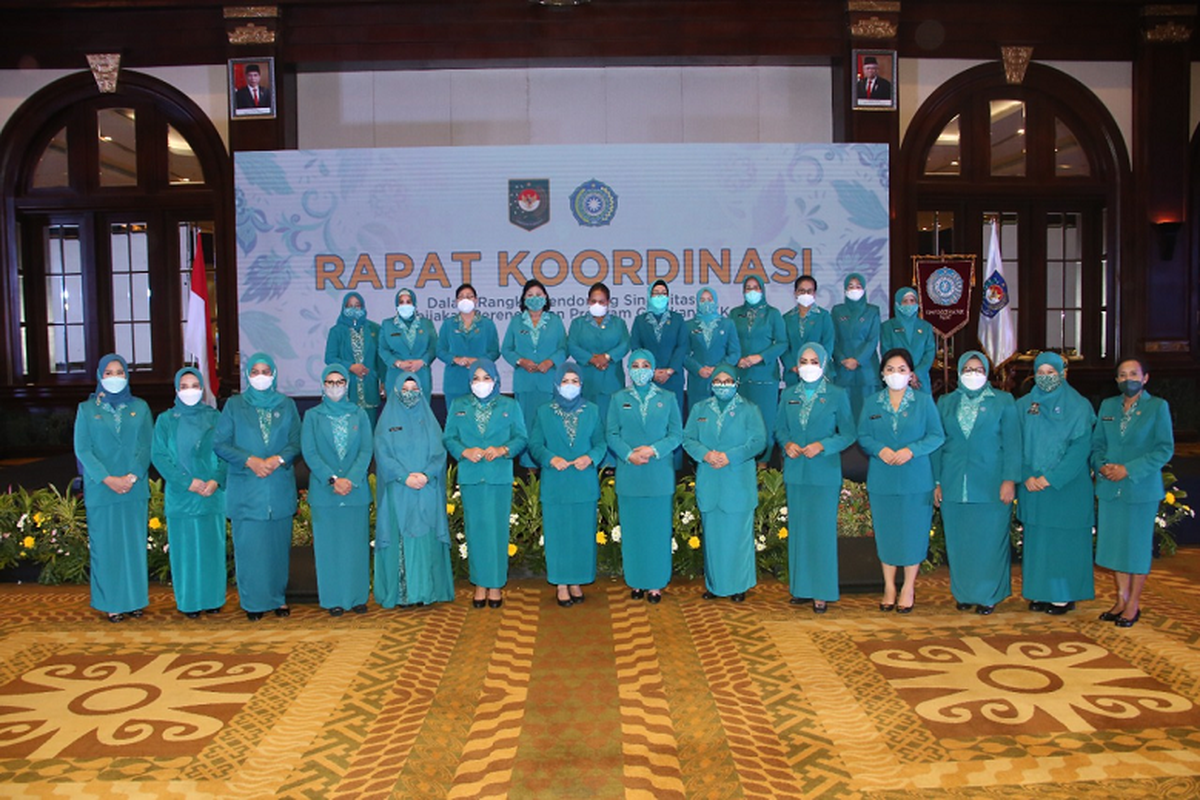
[[1092, 393, 1173, 504], [1015, 388, 1095, 529], [325, 320, 384, 407], [152, 405, 227, 517], [443, 395, 527, 486], [831, 301, 881, 388], [857, 389, 945, 495], [568, 314, 630, 398], [729, 302, 787, 383], [379, 316, 438, 396], [774, 382, 857, 487], [437, 315, 501, 399], [75, 397, 153, 508], [606, 385, 683, 497], [932, 389, 1022, 503], [684, 317, 741, 377], [880, 317, 936, 392], [684, 395, 766, 513], [501, 311, 567, 395], [301, 406, 374, 508], [630, 310, 688, 395], [213, 394, 301, 521], [781, 306, 836, 386], [528, 400, 607, 503]]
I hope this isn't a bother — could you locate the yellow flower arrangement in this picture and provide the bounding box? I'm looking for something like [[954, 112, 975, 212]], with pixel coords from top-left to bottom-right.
[[507, 542, 518, 557], [1166, 492, 1176, 505], [687, 536, 701, 550], [596, 531, 607, 545], [22, 536, 35, 549], [32, 512, 44, 526], [777, 527, 788, 540], [447, 502, 456, 515], [148, 517, 163, 531]]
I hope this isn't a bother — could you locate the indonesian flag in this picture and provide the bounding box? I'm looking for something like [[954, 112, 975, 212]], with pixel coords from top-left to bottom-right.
[[978, 218, 1017, 369], [183, 231, 219, 405]]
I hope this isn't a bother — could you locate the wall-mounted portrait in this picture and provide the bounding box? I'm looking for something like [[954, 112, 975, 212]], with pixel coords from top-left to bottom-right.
[[229, 57, 276, 119], [853, 50, 897, 111]]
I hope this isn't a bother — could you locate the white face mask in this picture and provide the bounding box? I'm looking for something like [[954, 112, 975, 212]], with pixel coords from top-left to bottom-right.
[[796, 294, 816, 307], [884, 372, 911, 391], [324, 385, 347, 402], [457, 298, 476, 314], [558, 383, 582, 401], [177, 388, 204, 406], [471, 380, 494, 399], [798, 364, 823, 383], [100, 376, 127, 394], [589, 302, 607, 318], [960, 373, 989, 392], [845, 288, 865, 302], [248, 373, 274, 391], [397, 304, 415, 320]]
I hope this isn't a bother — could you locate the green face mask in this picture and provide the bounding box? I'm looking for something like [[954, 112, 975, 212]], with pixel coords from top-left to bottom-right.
[[712, 383, 738, 401], [1034, 372, 1062, 393]]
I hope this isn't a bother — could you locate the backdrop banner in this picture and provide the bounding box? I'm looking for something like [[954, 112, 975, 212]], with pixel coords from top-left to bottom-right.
[[235, 143, 890, 395], [913, 256, 975, 338]]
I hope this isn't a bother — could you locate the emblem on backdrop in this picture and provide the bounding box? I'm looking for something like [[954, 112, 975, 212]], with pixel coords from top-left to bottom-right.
[[569, 179, 618, 227], [926, 266, 964, 306], [508, 179, 550, 231], [980, 271, 1010, 319]]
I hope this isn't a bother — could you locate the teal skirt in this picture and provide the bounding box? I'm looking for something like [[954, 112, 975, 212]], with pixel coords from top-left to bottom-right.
[[1096, 499, 1157, 575], [461, 483, 512, 588], [166, 512, 228, 613], [784, 483, 839, 601], [942, 501, 1012, 606], [1020, 523, 1095, 603], [312, 505, 371, 609], [374, 531, 456, 607], [543, 500, 598, 585], [739, 381, 777, 461], [701, 509, 757, 596], [87, 500, 150, 614], [870, 492, 933, 567], [619, 494, 673, 591], [231, 518, 292, 612]]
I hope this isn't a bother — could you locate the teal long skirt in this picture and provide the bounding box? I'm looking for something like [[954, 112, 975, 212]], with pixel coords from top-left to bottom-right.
[[1020, 523, 1095, 603], [373, 531, 456, 607], [619, 494, 673, 591], [88, 501, 149, 614], [166, 512, 228, 613], [942, 501, 1012, 606], [784, 483, 839, 601], [1096, 499, 1157, 575], [231, 518, 292, 612], [739, 381, 777, 460], [461, 483, 512, 588], [701, 508, 757, 596], [312, 505, 371, 609], [543, 500, 598, 585], [870, 492, 933, 567]]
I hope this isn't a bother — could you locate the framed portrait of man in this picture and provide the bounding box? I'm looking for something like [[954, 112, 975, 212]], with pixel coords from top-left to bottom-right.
[[229, 57, 276, 119], [853, 50, 897, 111]]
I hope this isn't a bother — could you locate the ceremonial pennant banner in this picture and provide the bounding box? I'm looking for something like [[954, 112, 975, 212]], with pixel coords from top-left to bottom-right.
[[912, 255, 975, 338]]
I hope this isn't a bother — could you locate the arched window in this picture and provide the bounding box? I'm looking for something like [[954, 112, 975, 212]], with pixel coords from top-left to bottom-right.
[[0, 71, 230, 401], [899, 63, 1129, 371]]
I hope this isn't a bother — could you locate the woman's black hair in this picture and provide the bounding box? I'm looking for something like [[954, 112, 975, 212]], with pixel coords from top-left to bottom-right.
[[1116, 356, 1149, 374], [588, 282, 611, 301], [455, 282, 477, 300], [880, 347, 915, 372], [519, 278, 550, 312], [793, 274, 818, 292]]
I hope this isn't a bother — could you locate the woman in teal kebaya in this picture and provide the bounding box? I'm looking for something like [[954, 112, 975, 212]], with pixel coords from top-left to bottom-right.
[[607, 349, 684, 602], [775, 344, 857, 612], [630, 280, 688, 419], [152, 367, 227, 618], [75, 354, 153, 622], [443, 359, 527, 609], [374, 373, 456, 609], [685, 286, 741, 414], [685, 363, 767, 602], [879, 287, 935, 393], [529, 362, 607, 606], [214, 352, 301, 621], [1092, 358, 1173, 627], [437, 283, 501, 409], [729, 276, 785, 463], [781, 275, 836, 388], [932, 352, 1020, 614], [324, 291, 384, 423], [502, 279, 567, 468], [831, 272, 881, 420], [1016, 352, 1096, 615], [301, 364, 374, 616], [857, 348, 945, 614], [380, 288, 438, 398], [567, 282, 630, 434]]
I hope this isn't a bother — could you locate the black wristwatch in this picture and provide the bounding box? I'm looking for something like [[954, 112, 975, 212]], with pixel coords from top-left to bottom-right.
[[328, 474, 338, 485]]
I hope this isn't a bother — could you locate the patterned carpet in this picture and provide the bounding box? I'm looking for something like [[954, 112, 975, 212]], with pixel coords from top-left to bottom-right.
[[2, 552, 1200, 798]]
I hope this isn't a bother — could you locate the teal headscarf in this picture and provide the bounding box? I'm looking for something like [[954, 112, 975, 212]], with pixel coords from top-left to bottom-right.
[[954, 351, 992, 437], [173, 366, 207, 414], [470, 358, 501, 403], [796, 341, 828, 399], [956, 350, 991, 397], [394, 287, 418, 324], [742, 276, 766, 306], [94, 353, 133, 406], [1024, 351, 1091, 474], [337, 291, 367, 330], [243, 352, 284, 409], [311, 363, 356, 417], [172, 367, 217, 474], [628, 348, 657, 398], [843, 272, 868, 311], [695, 286, 720, 321], [647, 280, 670, 317], [554, 361, 586, 413], [893, 287, 920, 334]]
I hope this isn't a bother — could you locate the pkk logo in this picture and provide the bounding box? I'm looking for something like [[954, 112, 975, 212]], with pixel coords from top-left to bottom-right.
[[509, 179, 550, 231], [926, 266, 964, 306], [980, 271, 1010, 319], [569, 179, 618, 227]]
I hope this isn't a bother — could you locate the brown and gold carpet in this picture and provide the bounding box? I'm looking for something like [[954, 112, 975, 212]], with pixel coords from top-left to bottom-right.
[[2, 552, 1200, 798]]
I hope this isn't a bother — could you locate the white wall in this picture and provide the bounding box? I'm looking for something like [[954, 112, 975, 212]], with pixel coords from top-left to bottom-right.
[[296, 66, 833, 149]]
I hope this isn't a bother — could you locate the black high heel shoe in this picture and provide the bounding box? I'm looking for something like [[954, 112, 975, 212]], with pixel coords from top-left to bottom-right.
[[246, 611, 264, 621], [487, 598, 503, 609], [879, 602, 896, 612], [647, 591, 662, 604], [1115, 609, 1141, 628], [556, 593, 574, 608], [1044, 601, 1075, 616], [812, 600, 827, 614], [106, 613, 125, 623], [630, 589, 646, 600], [274, 606, 291, 618], [569, 590, 585, 603], [472, 598, 487, 609], [1098, 607, 1123, 622], [896, 590, 916, 614], [956, 602, 973, 611]]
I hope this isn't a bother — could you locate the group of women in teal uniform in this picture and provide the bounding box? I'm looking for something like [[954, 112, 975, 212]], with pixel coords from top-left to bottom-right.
[[75, 275, 1173, 628]]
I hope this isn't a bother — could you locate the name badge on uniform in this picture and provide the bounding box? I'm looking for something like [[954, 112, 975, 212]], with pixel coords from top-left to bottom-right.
[[869, 414, 882, 420], [1028, 403, 1040, 415], [622, 403, 632, 409], [788, 400, 800, 405], [389, 426, 403, 432], [1102, 416, 1115, 422], [698, 417, 708, 422], [455, 410, 466, 416]]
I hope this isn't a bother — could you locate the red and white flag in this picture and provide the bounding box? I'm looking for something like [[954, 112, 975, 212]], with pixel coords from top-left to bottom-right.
[[183, 231, 219, 405]]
